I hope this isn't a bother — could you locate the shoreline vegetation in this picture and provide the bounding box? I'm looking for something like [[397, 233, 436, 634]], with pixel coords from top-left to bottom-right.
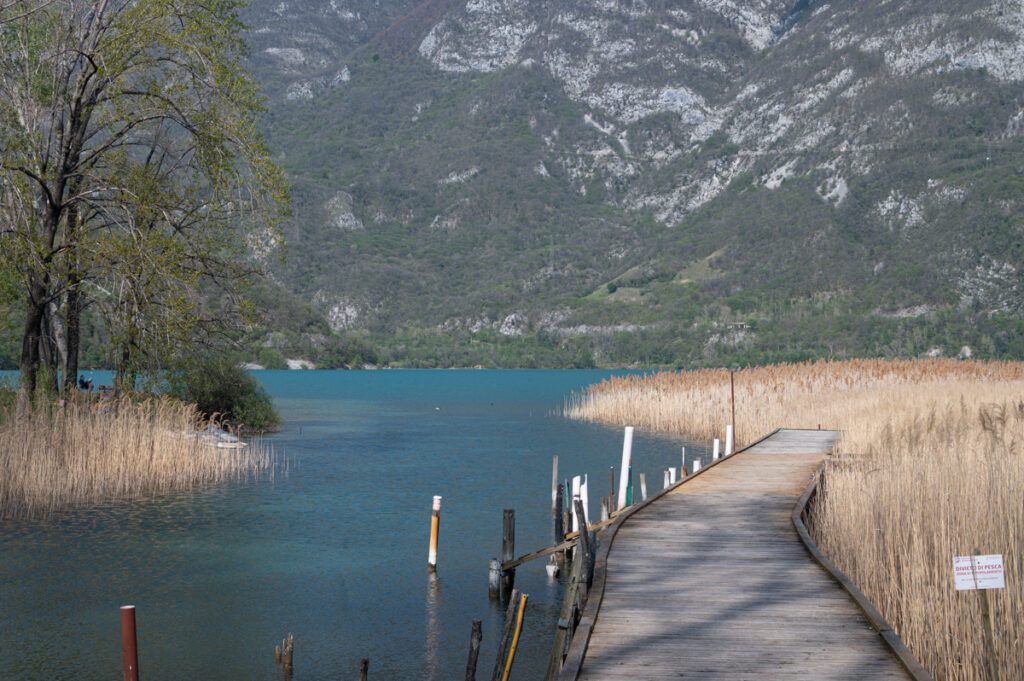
[[0, 395, 275, 520], [564, 358, 1023, 680]]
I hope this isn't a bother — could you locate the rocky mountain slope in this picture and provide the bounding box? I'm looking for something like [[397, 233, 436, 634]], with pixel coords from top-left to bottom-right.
[[242, 0, 1024, 367]]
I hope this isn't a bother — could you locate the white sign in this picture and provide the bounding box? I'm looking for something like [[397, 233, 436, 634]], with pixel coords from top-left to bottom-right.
[[953, 554, 1005, 591]]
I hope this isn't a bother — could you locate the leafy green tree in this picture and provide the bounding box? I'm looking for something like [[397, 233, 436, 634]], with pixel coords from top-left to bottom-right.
[[167, 355, 279, 432], [0, 0, 288, 399]]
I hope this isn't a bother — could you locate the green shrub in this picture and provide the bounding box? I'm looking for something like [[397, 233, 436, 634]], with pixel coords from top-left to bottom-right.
[[167, 357, 280, 433]]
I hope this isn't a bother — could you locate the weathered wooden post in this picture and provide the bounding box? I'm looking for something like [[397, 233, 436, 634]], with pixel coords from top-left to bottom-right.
[[491, 590, 521, 681], [359, 658, 369, 681], [501, 509, 515, 597], [428, 495, 442, 572], [465, 620, 482, 681], [120, 605, 139, 681], [617, 426, 633, 510], [489, 558, 501, 599]]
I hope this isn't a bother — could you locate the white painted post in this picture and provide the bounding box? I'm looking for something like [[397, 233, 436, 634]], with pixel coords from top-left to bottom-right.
[[713, 438, 720, 460], [681, 446, 686, 474], [580, 474, 590, 527], [617, 427, 634, 510], [639, 473, 647, 501], [551, 455, 558, 514], [571, 476, 581, 532], [663, 470, 670, 489], [669, 467, 677, 484], [692, 459, 702, 473], [725, 425, 734, 455]]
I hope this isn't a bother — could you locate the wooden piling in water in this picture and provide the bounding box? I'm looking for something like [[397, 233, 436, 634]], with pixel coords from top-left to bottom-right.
[[465, 620, 482, 681], [120, 605, 139, 681], [359, 658, 369, 681], [489, 558, 501, 599], [491, 589, 521, 681], [501, 509, 515, 597]]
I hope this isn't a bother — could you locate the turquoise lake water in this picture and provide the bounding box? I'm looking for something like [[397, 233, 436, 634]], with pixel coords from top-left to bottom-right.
[[0, 369, 710, 680]]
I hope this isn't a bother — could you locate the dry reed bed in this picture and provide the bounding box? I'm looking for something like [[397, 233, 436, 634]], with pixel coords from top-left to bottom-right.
[[0, 396, 274, 519], [564, 359, 1024, 680]]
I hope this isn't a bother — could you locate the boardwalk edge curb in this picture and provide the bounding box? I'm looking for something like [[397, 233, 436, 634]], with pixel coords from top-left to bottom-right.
[[792, 464, 936, 681]]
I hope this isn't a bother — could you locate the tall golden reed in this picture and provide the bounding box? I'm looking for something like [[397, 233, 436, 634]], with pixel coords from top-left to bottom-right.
[[565, 359, 1024, 680], [0, 395, 275, 519]]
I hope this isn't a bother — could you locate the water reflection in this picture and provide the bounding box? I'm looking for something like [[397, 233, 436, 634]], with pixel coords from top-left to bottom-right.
[[425, 571, 442, 681]]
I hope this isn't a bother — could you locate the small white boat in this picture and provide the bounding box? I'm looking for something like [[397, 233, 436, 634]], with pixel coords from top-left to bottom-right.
[[196, 426, 248, 449]]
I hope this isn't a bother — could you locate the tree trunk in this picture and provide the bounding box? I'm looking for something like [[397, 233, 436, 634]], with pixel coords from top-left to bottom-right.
[[18, 280, 46, 401], [64, 286, 81, 395]]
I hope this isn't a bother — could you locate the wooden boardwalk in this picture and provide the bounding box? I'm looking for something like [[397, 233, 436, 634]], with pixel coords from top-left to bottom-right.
[[572, 429, 914, 681]]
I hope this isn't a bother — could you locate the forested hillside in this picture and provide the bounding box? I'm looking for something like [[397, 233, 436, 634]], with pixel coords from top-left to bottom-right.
[[7, 0, 1022, 370]]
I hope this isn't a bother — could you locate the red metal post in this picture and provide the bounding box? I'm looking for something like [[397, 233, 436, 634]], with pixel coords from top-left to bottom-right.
[[121, 605, 139, 681]]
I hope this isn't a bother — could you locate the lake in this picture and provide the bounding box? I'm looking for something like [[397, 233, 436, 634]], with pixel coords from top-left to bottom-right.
[[0, 369, 709, 681]]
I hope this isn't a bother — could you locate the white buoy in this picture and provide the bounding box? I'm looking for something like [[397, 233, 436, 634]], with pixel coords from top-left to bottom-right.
[[617, 427, 633, 510], [725, 425, 734, 455], [545, 555, 559, 578]]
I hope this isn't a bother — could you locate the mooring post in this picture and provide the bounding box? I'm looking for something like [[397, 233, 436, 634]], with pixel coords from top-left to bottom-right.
[[492, 590, 521, 681], [639, 472, 647, 500], [713, 438, 720, 460], [428, 495, 442, 572], [681, 446, 686, 474], [551, 456, 558, 515], [725, 425, 734, 456], [600, 496, 609, 522], [360, 658, 369, 681], [669, 467, 677, 484], [501, 509, 515, 597], [570, 476, 581, 532], [580, 474, 590, 527], [120, 605, 139, 681], [663, 469, 669, 489], [617, 426, 633, 510], [554, 482, 564, 543], [730, 368, 736, 446], [489, 558, 501, 599], [465, 620, 482, 681], [692, 459, 702, 473]]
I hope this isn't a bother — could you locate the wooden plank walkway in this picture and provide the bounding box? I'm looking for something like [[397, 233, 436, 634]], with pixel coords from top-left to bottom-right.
[[573, 429, 914, 681]]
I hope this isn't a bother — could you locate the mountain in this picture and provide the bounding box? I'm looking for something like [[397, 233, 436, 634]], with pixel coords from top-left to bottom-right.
[[241, 0, 1024, 367]]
